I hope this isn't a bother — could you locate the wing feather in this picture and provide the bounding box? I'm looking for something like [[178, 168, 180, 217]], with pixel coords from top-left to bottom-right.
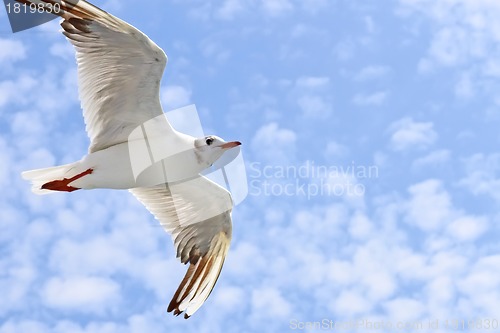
[[17, 0, 171, 152], [130, 176, 233, 318]]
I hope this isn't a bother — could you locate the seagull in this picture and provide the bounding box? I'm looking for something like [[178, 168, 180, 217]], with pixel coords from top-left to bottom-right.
[[19, 0, 241, 318]]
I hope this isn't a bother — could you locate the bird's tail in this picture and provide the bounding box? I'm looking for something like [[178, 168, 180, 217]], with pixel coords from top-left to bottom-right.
[[22, 162, 80, 195]]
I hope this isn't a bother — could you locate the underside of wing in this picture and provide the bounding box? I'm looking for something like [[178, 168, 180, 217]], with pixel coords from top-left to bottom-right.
[[130, 176, 234, 318], [17, 0, 169, 152]]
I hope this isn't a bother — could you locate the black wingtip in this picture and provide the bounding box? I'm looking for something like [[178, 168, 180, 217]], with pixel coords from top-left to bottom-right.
[[167, 305, 191, 319]]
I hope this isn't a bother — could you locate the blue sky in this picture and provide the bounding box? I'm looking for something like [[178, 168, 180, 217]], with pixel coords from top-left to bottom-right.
[[1, 0, 500, 332]]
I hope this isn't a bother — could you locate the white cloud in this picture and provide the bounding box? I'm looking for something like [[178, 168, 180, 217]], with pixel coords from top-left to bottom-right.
[[364, 16, 377, 34], [0, 38, 27, 66], [200, 39, 231, 63], [11, 110, 53, 152], [300, 0, 328, 14], [324, 141, 349, 158], [216, 0, 246, 20], [0, 75, 37, 108], [399, 0, 500, 101], [425, 27, 468, 68], [102, 0, 123, 12], [412, 149, 451, 169], [0, 320, 49, 333], [251, 122, 296, 162], [225, 242, 268, 280], [389, 117, 437, 151], [354, 65, 391, 82], [49, 42, 74, 60], [351, 242, 397, 300], [251, 287, 292, 318], [404, 179, 453, 231], [457, 255, 500, 316], [459, 153, 500, 201], [446, 215, 488, 242], [41, 276, 121, 314], [181, 0, 327, 21], [297, 95, 332, 118], [352, 91, 389, 106], [383, 298, 425, 322], [0, 259, 36, 316], [0, 138, 13, 188], [331, 289, 372, 316], [348, 212, 374, 240], [403, 178, 488, 245], [0, 312, 172, 333], [187, 3, 213, 22], [454, 72, 475, 99], [294, 77, 333, 118], [323, 172, 365, 207], [213, 286, 247, 313], [327, 259, 354, 287], [334, 39, 355, 61], [296, 76, 330, 88], [161, 85, 192, 110], [425, 276, 455, 305], [291, 24, 327, 39], [261, 0, 293, 16], [48, 237, 132, 276]]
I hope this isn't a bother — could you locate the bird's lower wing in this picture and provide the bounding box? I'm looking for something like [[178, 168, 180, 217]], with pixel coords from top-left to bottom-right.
[[130, 176, 233, 318]]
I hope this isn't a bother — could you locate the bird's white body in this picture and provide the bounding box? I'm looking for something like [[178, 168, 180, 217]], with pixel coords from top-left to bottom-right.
[[77, 142, 142, 189], [24, 129, 214, 192]]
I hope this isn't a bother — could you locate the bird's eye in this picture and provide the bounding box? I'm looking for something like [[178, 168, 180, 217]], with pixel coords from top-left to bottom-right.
[[206, 137, 214, 146]]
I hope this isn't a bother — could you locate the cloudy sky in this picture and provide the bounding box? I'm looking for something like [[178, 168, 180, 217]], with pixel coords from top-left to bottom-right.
[[1, 0, 500, 332]]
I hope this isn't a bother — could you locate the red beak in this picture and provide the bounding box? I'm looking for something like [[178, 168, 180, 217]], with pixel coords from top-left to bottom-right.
[[219, 141, 242, 149]]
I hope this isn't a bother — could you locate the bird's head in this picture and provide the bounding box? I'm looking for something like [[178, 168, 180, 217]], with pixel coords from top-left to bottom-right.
[[194, 135, 241, 167]]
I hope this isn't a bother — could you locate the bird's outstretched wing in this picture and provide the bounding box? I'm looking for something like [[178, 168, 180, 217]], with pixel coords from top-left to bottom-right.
[[130, 175, 234, 319], [17, 0, 170, 152]]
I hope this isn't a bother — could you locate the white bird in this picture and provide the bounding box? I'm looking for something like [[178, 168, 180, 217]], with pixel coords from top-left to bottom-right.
[[19, 0, 241, 318]]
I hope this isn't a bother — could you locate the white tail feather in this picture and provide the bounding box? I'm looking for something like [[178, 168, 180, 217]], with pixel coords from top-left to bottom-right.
[[22, 162, 79, 195]]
